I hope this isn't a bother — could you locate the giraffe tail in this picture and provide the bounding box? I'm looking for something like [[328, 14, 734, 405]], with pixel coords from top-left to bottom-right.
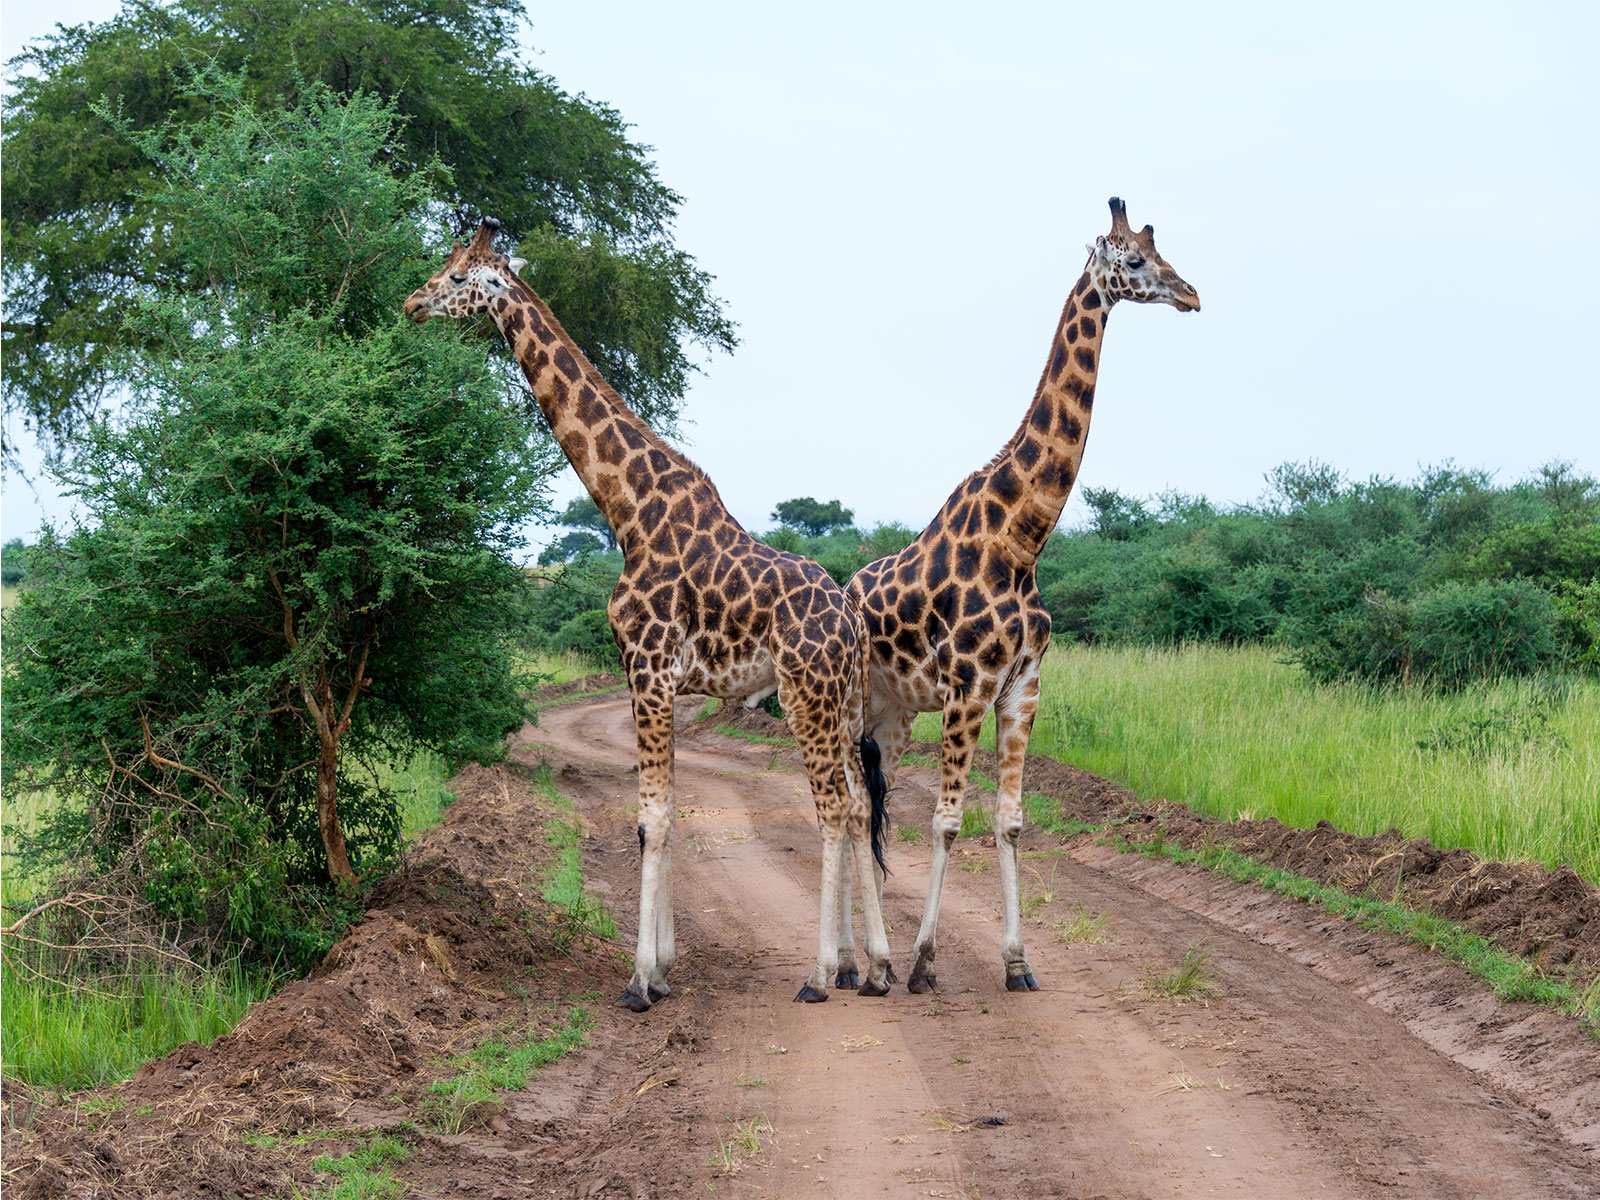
[[859, 732, 889, 877]]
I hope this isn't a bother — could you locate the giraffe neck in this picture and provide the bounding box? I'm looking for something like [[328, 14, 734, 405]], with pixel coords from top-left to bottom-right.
[[491, 282, 728, 558], [990, 266, 1109, 565]]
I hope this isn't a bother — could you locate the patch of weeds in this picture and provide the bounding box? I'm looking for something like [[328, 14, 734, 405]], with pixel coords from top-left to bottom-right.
[[709, 1116, 773, 1176], [732, 1075, 766, 1088], [1053, 906, 1110, 944], [958, 804, 993, 840], [959, 859, 991, 873], [901, 750, 936, 769], [759, 693, 784, 721], [714, 724, 793, 747], [1020, 861, 1061, 919], [1145, 943, 1218, 1000], [1022, 792, 1102, 837], [74, 1095, 125, 1115], [1119, 834, 1597, 1036], [303, 1133, 413, 1200], [1418, 692, 1565, 758], [897, 823, 926, 845], [423, 1007, 594, 1134], [696, 698, 723, 721], [533, 763, 619, 942]]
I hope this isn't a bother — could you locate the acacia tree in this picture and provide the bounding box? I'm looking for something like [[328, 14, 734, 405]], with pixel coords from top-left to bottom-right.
[[3, 77, 548, 966], [2, 0, 734, 452], [771, 497, 854, 537]]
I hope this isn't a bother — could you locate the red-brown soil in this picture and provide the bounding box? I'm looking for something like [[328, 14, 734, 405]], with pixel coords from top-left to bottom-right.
[[5, 687, 1598, 1198]]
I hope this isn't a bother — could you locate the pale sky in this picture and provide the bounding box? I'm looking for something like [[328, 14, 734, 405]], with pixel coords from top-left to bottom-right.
[[5, 1, 1598, 549]]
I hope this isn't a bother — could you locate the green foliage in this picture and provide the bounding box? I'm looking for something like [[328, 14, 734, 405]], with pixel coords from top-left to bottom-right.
[[1037, 460, 1598, 686], [1, 77, 544, 971], [771, 496, 854, 537], [1, 538, 28, 587], [548, 610, 623, 674], [554, 496, 617, 551], [308, 1134, 413, 1200], [3, 0, 733, 450], [537, 531, 605, 566], [1407, 579, 1561, 687]]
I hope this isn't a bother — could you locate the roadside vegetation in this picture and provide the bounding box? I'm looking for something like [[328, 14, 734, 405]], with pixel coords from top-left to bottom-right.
[[3, 0, 724, 1101], [919, 643, 1598, 884]]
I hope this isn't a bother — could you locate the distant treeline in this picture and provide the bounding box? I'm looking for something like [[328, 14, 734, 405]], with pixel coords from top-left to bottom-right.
[[528, 461, 1599, 688]]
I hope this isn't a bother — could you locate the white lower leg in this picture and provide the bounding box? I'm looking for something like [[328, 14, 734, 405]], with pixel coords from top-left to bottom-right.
[[995, 806, 1027, 972], [835, 843, 858, 980], [651, 835, 676, 991], [909, 806, 961, 984], [851, 827, 892, 990], [629, 829, 664, 1001], [804, 826, 845, 998]]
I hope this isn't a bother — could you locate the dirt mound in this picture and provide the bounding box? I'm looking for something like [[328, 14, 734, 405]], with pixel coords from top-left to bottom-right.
[[1, 717, 609, 1199]]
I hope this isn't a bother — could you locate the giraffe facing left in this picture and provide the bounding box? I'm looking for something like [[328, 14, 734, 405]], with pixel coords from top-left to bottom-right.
[[404, 219, 892, 1011]]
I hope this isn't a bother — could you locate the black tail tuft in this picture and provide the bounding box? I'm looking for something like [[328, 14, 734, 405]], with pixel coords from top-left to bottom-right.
[[859, 734, 890, 877]]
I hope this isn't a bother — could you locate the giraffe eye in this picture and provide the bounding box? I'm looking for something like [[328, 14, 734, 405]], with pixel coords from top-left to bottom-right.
[[1126, 255, 1146, 270], [449, 273, 468, 284]]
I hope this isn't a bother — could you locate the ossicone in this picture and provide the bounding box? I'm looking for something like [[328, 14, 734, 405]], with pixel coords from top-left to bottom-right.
[[1107, 196, 1131, 236]]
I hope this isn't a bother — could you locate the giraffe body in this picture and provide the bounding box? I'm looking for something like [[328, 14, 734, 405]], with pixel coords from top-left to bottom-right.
[[848, 198, 1199, 991], [406, 221, 891, 1009]]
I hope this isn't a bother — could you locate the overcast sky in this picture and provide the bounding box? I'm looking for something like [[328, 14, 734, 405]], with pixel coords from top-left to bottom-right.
[[5, 1, 1597, 549]]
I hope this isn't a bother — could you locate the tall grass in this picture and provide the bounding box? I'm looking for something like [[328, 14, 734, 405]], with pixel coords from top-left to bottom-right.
[[1, 755, 454, 1095], [914, 644, 1599, 883]]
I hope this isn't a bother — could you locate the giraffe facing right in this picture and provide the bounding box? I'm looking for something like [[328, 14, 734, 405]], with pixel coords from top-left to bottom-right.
[[847, 198, 1200, 994]]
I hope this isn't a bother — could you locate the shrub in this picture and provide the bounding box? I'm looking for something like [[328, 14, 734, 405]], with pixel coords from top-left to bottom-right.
[[1408, 579, 1560, 687], [549, 610, 623, 673]]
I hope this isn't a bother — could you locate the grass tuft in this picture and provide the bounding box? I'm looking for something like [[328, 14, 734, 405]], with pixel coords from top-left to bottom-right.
[[1053, 906, 1110, 944], [1145, 942, 1218, 1000]]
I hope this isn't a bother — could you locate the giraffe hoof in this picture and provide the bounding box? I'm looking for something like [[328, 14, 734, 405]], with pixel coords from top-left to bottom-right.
[[857, 977, 890, 998], [835, 970, 860, 989], [794, 985, 830, 1004], [647, 984, 671, 1002], [1005, 973, 1040, 992], [907, 974, 937, 994], [617, 989, 652, 1013]]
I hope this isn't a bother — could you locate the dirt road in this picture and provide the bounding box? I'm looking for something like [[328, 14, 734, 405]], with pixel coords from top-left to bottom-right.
[[412, 695, 1599, 1199]]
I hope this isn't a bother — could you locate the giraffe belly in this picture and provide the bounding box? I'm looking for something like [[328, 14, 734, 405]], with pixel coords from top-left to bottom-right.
[[680, 646, 776, 702], [870, 659, 943, 715]]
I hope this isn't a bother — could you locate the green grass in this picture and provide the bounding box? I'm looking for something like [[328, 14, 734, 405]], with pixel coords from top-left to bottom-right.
[[713, 724, 794, 747], [532, 763, 618, 942], [422, 1006, 593, 1133], [1, 753, 456, 1095], [1144, 942, 1219, 1000], [299, 1133, 414, 1200], [915, 643, 1600, 884]]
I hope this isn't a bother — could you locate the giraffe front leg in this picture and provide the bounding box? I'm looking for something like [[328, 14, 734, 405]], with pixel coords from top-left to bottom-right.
[[995, 675, 1042, 992], [797, 822, 846, 1002], [834, 845, 859, 989], [907, 701, 986, 993], [621, 681, 676, 1013]]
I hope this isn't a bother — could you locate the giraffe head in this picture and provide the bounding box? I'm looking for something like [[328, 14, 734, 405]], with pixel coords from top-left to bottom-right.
[[1087, 197, 1200, 312], [403, 219, 527, 324]]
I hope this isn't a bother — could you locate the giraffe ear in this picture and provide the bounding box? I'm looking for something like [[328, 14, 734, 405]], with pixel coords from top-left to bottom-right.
[[1092, 235, 1110, 263], [508, 257, 528, 275]]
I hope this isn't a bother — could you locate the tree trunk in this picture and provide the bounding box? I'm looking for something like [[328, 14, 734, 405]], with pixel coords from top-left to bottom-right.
[[316, 725, 357, 887]]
